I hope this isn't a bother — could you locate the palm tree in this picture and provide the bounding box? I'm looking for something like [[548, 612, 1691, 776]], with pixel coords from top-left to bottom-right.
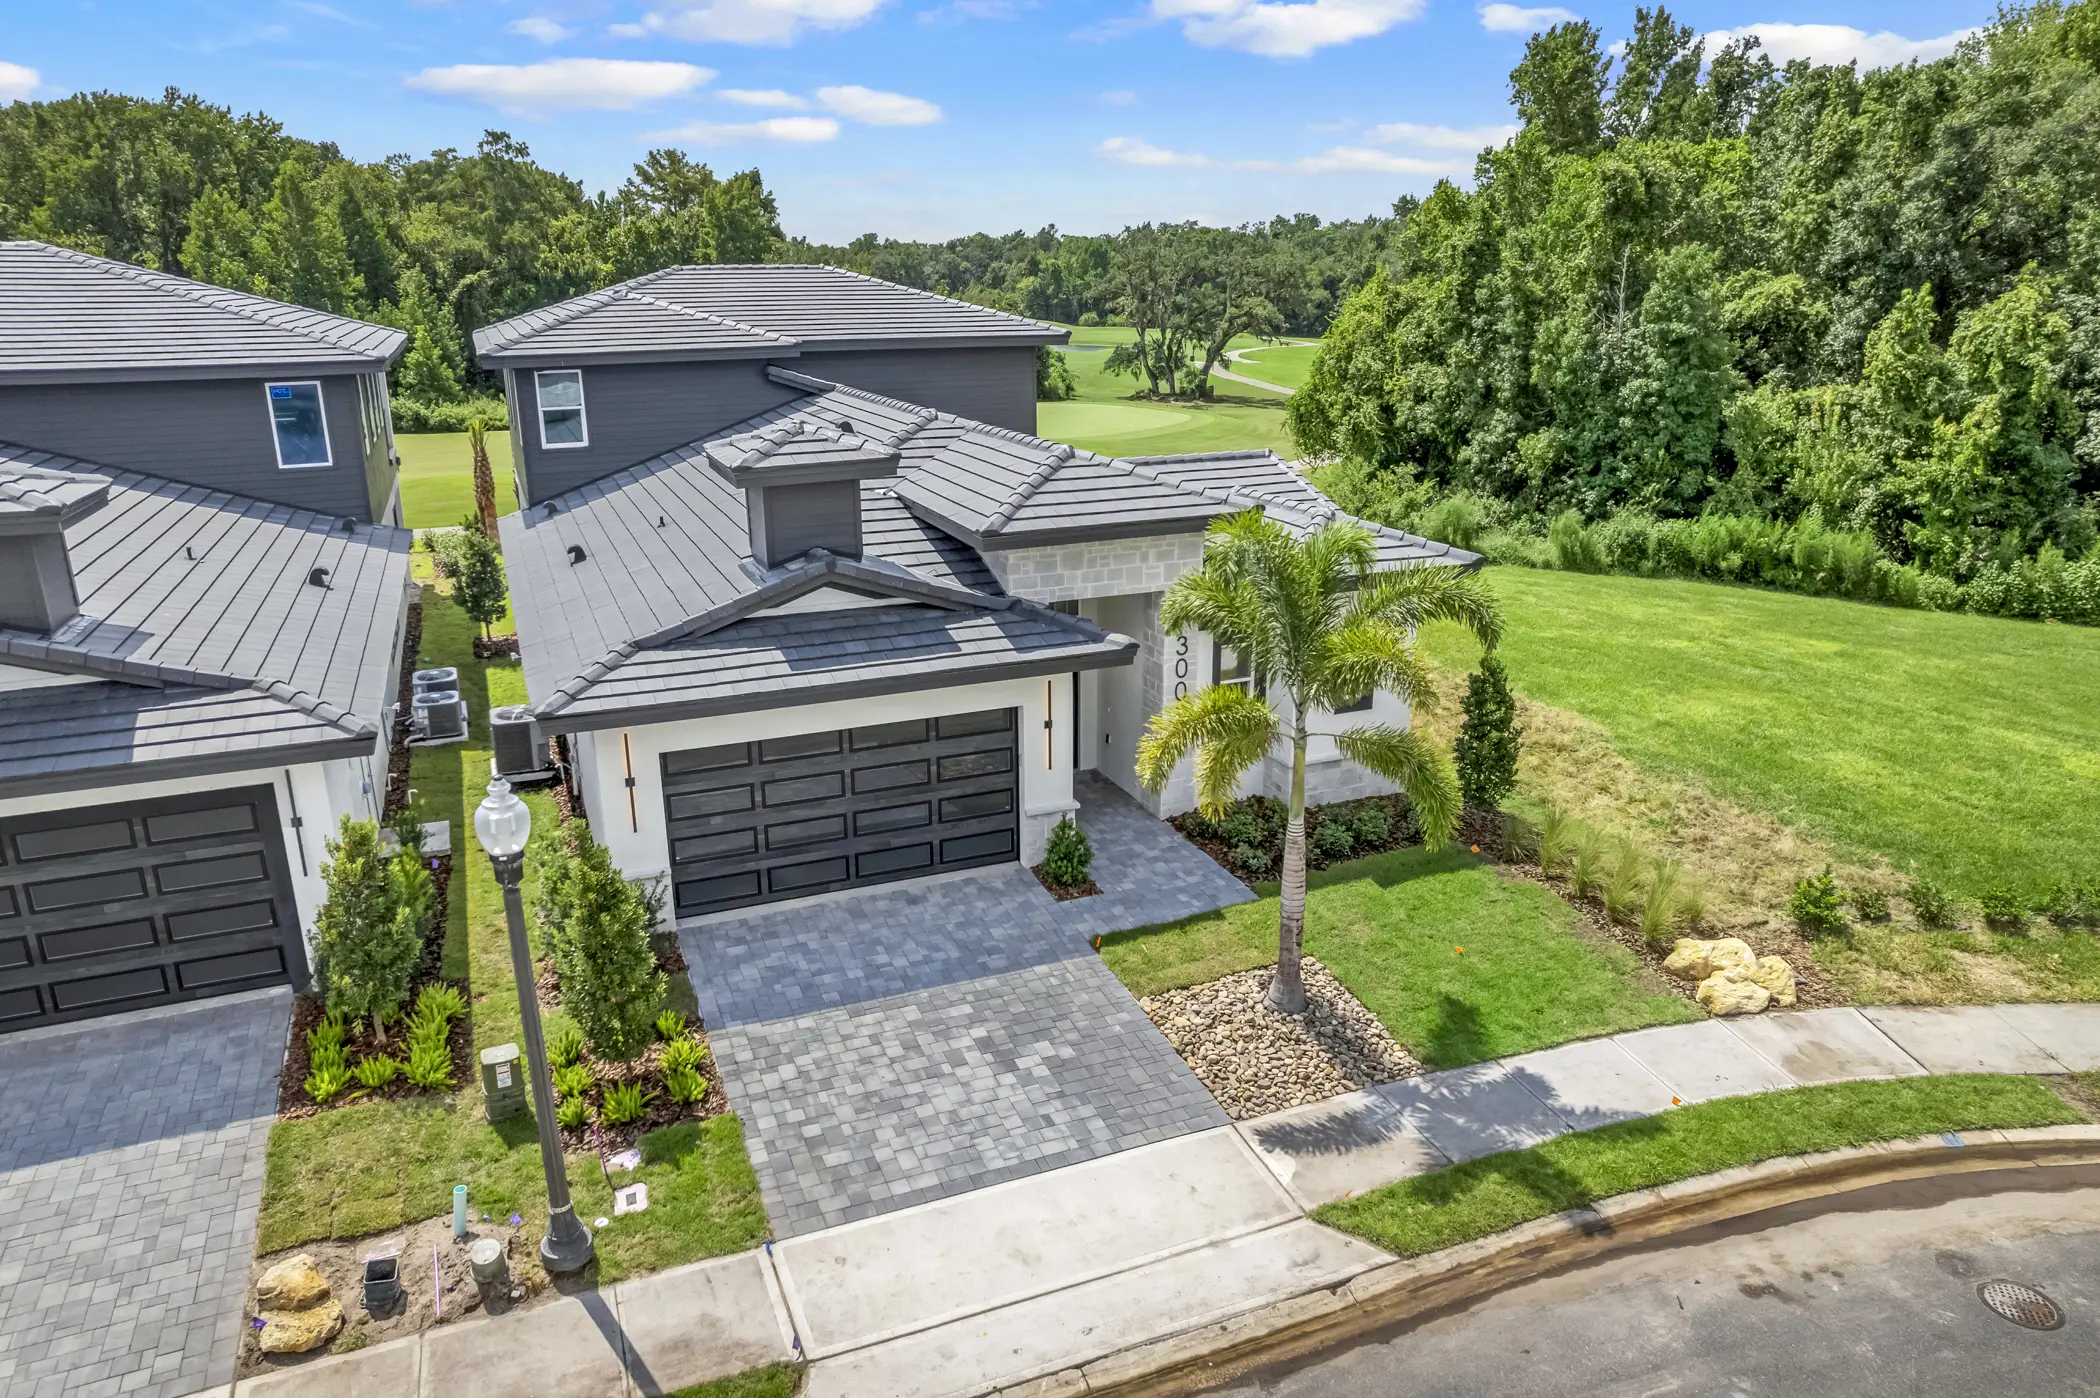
[[1136, 511, 1502, 1014]]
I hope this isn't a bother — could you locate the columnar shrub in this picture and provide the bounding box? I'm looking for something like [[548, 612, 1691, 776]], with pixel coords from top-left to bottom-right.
[[1454, 655, 1522, 811], [540, 831, 665, 1062], [314, 817, 426, 1042], [1042, 815, 1094, 887]]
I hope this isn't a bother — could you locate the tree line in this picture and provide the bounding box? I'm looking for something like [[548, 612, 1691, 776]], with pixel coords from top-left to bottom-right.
[[1290, 2, 2100, 585]]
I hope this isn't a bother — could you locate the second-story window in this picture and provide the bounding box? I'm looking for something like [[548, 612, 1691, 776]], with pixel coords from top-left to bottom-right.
[[536, 369, 588, 448], [266, 381, 331, 469]]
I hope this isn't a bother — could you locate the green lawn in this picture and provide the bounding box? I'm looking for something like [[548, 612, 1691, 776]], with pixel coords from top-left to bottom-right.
[[1100, 847, 1699, 1068], [1318, 1075, 2083, 1258], [397, 431, 517, 530], [665, 1365, 803, 1398], [1231, 343, 1319, 391], [258, 581, 768, 1281], [1416, 568, 2100, 899], [1040, 336, 1295, 459]]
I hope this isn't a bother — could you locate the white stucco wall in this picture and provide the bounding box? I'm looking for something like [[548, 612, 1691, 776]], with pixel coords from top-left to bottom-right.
[[566, 671, 1078, 927], [983, 533, 1207, 604]]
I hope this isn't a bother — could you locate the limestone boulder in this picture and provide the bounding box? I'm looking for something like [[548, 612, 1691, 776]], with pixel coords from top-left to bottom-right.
[[1696, 969, 1772, 1017], [255, 1254, 331, 1312], [1750, 955, 1798, 1008], [1664, 937, 1757, 983], [258, 1299, 343, 1354]]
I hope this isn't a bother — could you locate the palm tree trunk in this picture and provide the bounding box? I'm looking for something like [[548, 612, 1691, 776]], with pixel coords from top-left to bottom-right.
[[1268, 723, 1310, 1014]]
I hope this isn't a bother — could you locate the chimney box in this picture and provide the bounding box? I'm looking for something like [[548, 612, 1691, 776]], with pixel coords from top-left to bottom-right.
[[0, 466, 110, 635], [704, 416, 902, 569]]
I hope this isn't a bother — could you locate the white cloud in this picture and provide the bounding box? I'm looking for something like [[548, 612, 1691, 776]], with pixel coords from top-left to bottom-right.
[[405, 59, 714, 114], [1362, 120, 1516, 149], [506, 17, 575, 43], [648, 115, 842, 143], [719, 87, 809, 108], [1150, 0, 1425, 58], [0, 61, 37, 102], [1094, 137, 1276, 170], [1703, 23, 1975, 69], [632, 0, 888, 45], [1295, 145, 1469, 174], [1098, 89, 1137, 105], [1477, 3, 1577, 34], [816, 84, 940, 125]]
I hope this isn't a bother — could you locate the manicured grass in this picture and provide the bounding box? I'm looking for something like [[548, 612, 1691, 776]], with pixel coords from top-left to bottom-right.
[[258, 579, 768, 1269], [664, 1364, 803, 1398], [1317, 1075, 2084, 1258], [1099, 847, 1699, 1068], [1039, 329, 1296, 459], [1231, 343, 1319, 391], [1416, 568, 2100, 897], [397, 430, 517, 530]]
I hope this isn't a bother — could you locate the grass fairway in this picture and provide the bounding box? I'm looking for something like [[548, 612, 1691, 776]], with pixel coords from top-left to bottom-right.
[[1041, 327, 1296, 458], [1317, 1075, 2083, 1258], [397, 430, 517, 530], [1232, 343, 1319, 391], [1418, 568, 2100, 898], [1100, 847, 1698, 1068]]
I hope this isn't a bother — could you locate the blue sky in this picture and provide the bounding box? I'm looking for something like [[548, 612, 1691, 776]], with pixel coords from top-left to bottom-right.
[[5, 1, 1990, 242]]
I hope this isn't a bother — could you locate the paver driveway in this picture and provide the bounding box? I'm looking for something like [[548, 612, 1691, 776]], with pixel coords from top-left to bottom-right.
[[0, 987, 288, 1398], [682, 773, 1251, 1236]]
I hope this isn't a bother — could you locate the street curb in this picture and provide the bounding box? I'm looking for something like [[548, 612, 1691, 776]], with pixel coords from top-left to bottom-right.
[[1003, 1125, 2100, 1397]]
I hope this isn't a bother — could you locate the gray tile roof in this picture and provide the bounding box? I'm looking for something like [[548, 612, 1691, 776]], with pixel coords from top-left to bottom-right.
[[0, 241, 407, 383], [0, 461, 110, 523], [473, 264, 1067, 366], [0, 443, 412, 792]]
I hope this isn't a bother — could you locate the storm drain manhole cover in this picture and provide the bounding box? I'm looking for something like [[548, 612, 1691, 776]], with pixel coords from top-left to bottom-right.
[[1978, 1280, 2065, 1331]]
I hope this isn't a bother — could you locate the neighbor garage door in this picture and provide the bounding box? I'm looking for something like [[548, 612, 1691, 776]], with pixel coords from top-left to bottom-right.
[[0, 786, 306, 1032], [664, 707, 1020, 918]]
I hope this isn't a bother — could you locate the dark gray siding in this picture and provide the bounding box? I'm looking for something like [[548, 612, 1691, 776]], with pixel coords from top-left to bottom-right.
[[512, 359, 802, 505], [750, 480, 862, 565], [0, 374, 387, 520], [799, 346, 1037, 435]]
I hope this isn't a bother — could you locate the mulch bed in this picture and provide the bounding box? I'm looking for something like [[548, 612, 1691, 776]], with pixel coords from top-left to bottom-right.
[[1032, 864, 1100, 901], [277, 854, 472, 1119], [384, 601, 424, 816], [472, 634, 520, 661], [1170, 793, 1419, 890]]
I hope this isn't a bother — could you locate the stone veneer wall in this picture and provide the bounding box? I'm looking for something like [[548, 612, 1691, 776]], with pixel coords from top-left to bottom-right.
[[982, 533, 1207, 605]]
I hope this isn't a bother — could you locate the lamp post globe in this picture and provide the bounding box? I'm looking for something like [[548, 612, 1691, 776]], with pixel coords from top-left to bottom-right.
[[477, 776, 593, 1273]]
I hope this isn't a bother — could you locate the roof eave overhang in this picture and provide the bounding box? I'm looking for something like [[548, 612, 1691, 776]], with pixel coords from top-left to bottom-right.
[[0, 355, 403, 386], [474, 343, 806, 370], [534, 639, 1136, 735], [0, 731, 377, 800]]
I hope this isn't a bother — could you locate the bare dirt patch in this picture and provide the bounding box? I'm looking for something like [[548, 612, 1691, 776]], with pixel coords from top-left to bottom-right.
[[1141, 957, 1420, 1120]]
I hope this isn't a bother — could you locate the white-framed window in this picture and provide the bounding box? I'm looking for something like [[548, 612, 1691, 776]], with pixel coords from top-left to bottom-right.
[[265, 381, 332, 469], [1214, 640, 1258, 695], [1333, 691, 1374, 714], [535, 369, 588, 449]]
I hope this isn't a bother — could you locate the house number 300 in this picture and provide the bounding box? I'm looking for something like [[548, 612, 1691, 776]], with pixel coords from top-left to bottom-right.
[[1173, 635, 1189, 699]]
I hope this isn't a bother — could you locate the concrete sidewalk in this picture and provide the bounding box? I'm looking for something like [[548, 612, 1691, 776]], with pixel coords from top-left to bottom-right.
[[189, 1001, 2100, 1398]]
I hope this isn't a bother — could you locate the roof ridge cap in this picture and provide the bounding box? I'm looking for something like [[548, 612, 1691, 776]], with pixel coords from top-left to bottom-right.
[[983, 443, 1075, 533], [30, 242, 391, 357]]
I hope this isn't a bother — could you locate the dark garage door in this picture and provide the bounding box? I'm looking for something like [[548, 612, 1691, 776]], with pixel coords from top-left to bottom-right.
[[664, 707, 1021, 918], [0, 786, 307, 1032]]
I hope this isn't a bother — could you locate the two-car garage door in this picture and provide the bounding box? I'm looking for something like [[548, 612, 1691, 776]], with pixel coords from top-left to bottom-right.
[[663, 707, 1021, 918], [0, 786, 306, 1032]]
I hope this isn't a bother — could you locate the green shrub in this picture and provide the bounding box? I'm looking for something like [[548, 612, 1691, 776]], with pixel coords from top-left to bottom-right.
[[1908, 877, 1958, 929], [404, 1039, 453, 1090], [1042, 814, 1094, 887], [1548, 511, 1606, 572], [305, 1061, 352, 1104], [444, 525, 508, 639], [1571, 827, 1607, 898], [1639, 858, 1685, 947], [307, 1039, 348, 1076], [412, 982, 465, 1028], [539, 829, 666, 1063], [663, 1066, 708, 1106], [1977, 884, 2027, 932], [654, 1009, 687, 1042], [553, 1062, 594, 1100], [1789, 867, 1849, 939], [2038, 881, 2100, 929], [351, 1055, 401, 1089], [1310, 815, 1355, 861], [315, 819, 427, 1042], [548, 1025, 586, 1070], [391, 394, 507, 434], [557, 1095, 590, 1130], [307, 1013, 347, 1055], [1536, 806, 1577, 877], [1420, 493, 1489, 551], [1846, 886, 1892, 923], [1602, 841, 1645, 926], [599, 1081, 654, 1127], [1347, 800, 1392, 847], [1454, 655, 1522, 811], [1230, 843, 1275, 878], [659, 1037, 706, 1076]]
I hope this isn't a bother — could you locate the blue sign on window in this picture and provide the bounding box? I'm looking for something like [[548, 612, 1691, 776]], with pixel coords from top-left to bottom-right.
[[270, 384, 292, 399]]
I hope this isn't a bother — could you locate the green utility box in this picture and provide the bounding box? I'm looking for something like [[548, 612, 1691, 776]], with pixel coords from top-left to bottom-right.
[[480, 1043, 527, 1122]]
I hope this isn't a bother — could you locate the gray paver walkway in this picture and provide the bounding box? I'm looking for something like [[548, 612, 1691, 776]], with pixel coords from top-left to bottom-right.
[[0, 988, 289, 1398], [681, 772, 1249, 1236]]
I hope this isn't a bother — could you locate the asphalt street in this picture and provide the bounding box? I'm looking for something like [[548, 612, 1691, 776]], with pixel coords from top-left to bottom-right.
[[1181, 1172, 2100, 1397]]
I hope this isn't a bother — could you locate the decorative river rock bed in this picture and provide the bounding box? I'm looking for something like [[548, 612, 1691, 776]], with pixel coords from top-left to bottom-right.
[[1140, 957, 1421, 1120]]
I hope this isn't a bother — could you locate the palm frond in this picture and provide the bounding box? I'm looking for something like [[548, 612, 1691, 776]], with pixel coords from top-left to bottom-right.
[[1313, 614, 1434, 711], [1136, 684, 1278, 813], [1332, 724, 1462, 848], [1351, 564, 1503, 651]]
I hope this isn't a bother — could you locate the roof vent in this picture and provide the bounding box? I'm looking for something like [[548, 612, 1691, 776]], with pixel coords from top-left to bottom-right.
[[309, 567, 332, 589], [544, 501, 560, 518], [567, 545, 587, 565], [339, 517, 357, 533], [0, 468, 111, 635]]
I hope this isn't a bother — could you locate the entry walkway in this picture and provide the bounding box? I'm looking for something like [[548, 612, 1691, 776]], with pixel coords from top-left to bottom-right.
[[680, 772, 1254, 1236], [2, 988, 289, 1398]]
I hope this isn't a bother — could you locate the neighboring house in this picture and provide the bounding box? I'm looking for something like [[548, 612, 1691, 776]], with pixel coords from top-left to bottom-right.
[[0, 243, 412, 1032], [494, 272, 1474, 923]]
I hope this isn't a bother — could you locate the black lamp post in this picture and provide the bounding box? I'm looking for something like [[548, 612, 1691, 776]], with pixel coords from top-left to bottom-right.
[[474, 776, 594, 1274]]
